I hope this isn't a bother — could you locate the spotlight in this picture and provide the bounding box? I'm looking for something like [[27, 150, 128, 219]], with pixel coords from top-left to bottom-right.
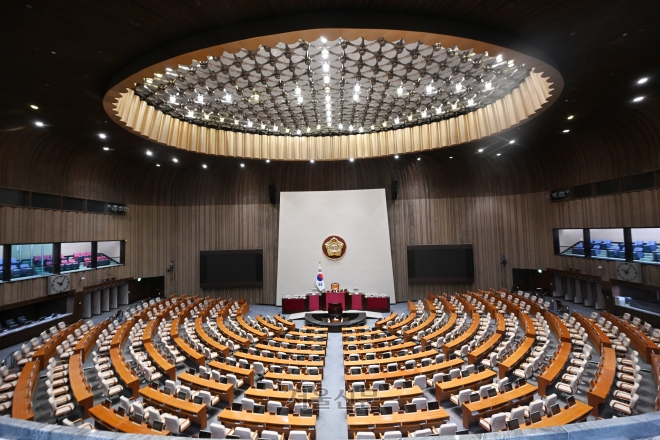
[[349, 158, 354, 162], [322, 49, 329, 59], [35, 121, 44, 127], [449, 156, 453, 159], [202, 164, 207, 169], [240, 163, 245, 168], [497, 153, 501, 156], [567, 115, 574, 120], [394, 155, 399, 159], [99, 133, 106, 139], [103, 147, 109, 151], [266, 159, 270, 163], [478, 148, 484, 152], [637, 77, 648, 84], [509, 140, 515, 144], [30, 104, 38, 110], [563, 129, 570, 133], [633, 96, 644, 102], [417, 157, 421, 161], [156, 164, 161, 167], [172, 158, 178, 163], [146, 150, 153, 156], [310, 159, 315, 163]]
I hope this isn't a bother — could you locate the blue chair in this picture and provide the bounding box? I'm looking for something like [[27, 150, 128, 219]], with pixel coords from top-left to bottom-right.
[[20, 264, 33, 277], [10, 266, 21, 278], [634, 240, 644, 247], [607, 245, 620, 259], [604, 239, 612, 249], [633, 247, 644, 260], [573, 243, 584, 255], [594, 239, 602, 245], [654, 253, 660, 262], [591, 244, 601, 257], [644, 241, 657, 252]]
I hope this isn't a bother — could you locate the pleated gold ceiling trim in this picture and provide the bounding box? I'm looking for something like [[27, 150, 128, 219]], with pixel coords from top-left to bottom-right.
[[113, 70, 552, 161]]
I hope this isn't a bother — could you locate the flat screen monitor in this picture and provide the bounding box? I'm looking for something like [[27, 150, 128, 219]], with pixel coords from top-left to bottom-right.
[[366, 354, 376, 360], [277, 407, 289, 416], [422, 359, 431, 367], [220, 377, 228, 384], [380, 405, 393, 415], [487, 388, 497, 398], [116, 407, 126, 417], [291, 368, 300, 374], [177, 391, 187, 400], [477, 365, 486, 373], [354, 384, 364, 392], [518, 378, 527, 387], [163, 387, 172, 395], [256, 382, 266, 390], [152, 421, 164, 431], [232, 403, 243, 412], [387, 364, 397, 372], [550, 404, 561, 415], [567, 396, 576, 407], [355, 408, 368, 416], [302, 385, 314, 393], [200, 249, 263, 288], [403, 380, 413, 389], [530, 411, 542, 423], [407, 244, 475, 283], [502, 383, 513, 393], [188, 368, 196, 375], [442, 375, 451, 382], [460, 370, 470, 378], [369, 366, 380, 374], [198, 431, 211, 438], [405, 363, 414, 370], [193, 395, 203, 405], [280, 383, 290, 391], [404, 404, 417, 413], [378, 383, 389, 391], [228, 359, 237, 366], [469, 392, 480, 402], [427, 401, 439, 411], [253, 404, 265, 414], [132, 414, 143, 424], [301, 408, 313, 417], [272, 366, 282, 373], [201, 372, 211, 380], [149, 382, 158, 389], [506, 419, 520, 430]]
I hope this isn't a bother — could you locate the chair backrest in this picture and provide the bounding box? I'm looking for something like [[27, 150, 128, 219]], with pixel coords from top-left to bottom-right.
[[490, 413, 508, 431]]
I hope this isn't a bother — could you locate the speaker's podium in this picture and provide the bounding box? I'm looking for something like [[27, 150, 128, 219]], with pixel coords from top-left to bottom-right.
[[322, 283, 346, 312]]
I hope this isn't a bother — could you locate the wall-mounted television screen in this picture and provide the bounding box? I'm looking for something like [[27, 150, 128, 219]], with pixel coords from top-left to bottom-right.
[[200, 249, 263, 288], [407, 244, 474, 283]]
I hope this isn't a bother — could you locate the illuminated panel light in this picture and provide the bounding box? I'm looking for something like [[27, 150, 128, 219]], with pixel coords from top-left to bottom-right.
[[637, 77, 648, 84], [30, 104, 39, 110], [633, 96, 644, 102], [35, 121, 44, 127]]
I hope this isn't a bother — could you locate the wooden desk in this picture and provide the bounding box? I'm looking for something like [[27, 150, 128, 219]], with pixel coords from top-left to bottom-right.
[[347, 408, 449, 438], [178, 371, 234, 405], [195, 317, 229, 357], [467, 331, 503, 364], [435, 369, 497, 401], [173, 336, 205, 366], [344, 342, 415, 357], [216, 316, 250, 348], [344, 350, 438, 370], [375, 313, 397, 329], [652, 353, 660, 411], [209, 360, 255, 387], [139, 385, 208, 429], [110, 347, 140, 397], [343, 329, 382, 340], [443, 312, 481, 355], [545, 310, 571, 342], [602, 311, 660, 362], [461, 383, 537, 428], [219, 408, 317, 439], [345, 358, 464, 385], [286, 330, 329, 340], [520, 401, 592, 429], [74, 319, 109, 358], [274, 314, 296, 331], [588, 347, 616, 417], [345, 385, 424, 408], [244, 388, 321, 414], [89, 404, 169, 435], [111, 320, 133, 348], [264, 372, 323, 387], [343, 325, 371, 333], [235, 352, 324, 371], [257, 315, 284, 336], [257, 343, 326, 357], [69, 353, 94, 418], [144, 340, 176, 380], [538, 341, 571, 397], [273, 337, 327, 346], [388, 308, 415, 333], [574, 312, 611, 348], [32, 321, 82, 369], [498, 337, 535, 379], [421, 311, 457, 351], [11, 360, 38, 420], [404, 308, 436, 342], [238, 315, 267, 341], [343, 335, 398, 347]]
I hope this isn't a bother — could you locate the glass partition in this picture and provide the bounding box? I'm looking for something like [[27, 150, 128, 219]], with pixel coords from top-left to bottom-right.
[[631, 228, 660, 265], [558, 229, 585, 257], [590, 228, 625, 261], [60, 242, 92, 273], [97, 241, 123, 266]]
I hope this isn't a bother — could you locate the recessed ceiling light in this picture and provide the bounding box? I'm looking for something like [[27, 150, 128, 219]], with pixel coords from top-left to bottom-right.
[[349, 158, 354, 162], [202, 164, 207, 169], [394, 155, 399, 159], [633, 96, 644, 102], [156, 164, 161, 167], [449, 156, 453, 159], [240, 163, 245, 168], [266, 159, 270, 163], [30, 105, 38, 110], [172, 158, 178, 163], [417, 157, 421, 161], [509, 140, 515, 144], [567, 115, 574, 120], [103, 147, 109, 151], [146, 150, 153, 156], [637, 77, 648, 84], [497, 153, 501, 156], [310, 159, 315, 163], [563, 129, 570, 133], [99, 133, 106, 139], [478, 148, 484, 152], [35, 121, 44, 127]]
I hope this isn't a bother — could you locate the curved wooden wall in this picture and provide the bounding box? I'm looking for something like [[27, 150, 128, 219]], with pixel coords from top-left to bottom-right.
[[1, 101, 660, 305]]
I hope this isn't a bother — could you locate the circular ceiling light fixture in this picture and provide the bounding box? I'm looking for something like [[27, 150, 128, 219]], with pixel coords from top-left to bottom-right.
[[106, 26, 561, 161]]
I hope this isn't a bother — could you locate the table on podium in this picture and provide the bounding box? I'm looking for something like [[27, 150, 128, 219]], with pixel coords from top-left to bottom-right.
[[322, 291, 346, 311]]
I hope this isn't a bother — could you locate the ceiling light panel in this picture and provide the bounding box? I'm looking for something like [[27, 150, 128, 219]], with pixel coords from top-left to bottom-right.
[[134, 37, 529, 137]]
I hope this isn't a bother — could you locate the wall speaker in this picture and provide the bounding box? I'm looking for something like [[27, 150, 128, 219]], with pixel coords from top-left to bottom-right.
[[268, 183, 276, 204], [391, 180, 398, 201]]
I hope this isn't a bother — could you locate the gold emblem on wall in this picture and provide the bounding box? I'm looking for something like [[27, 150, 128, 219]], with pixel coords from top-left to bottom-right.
[[323, 236, 347, 260]]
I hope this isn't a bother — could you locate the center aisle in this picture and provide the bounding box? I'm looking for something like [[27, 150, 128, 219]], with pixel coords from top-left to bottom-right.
[[317, 330, 348, 440]]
